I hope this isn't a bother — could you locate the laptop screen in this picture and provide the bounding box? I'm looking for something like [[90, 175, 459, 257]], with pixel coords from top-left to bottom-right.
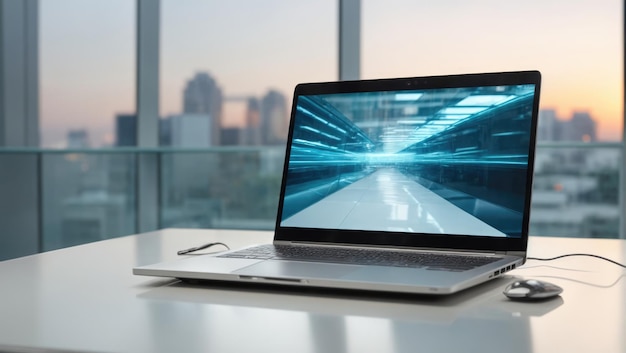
[[276, 71, 541, 250]]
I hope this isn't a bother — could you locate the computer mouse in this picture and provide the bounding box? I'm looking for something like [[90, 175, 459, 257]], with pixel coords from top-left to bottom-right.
[[503, 279, 563, 301]]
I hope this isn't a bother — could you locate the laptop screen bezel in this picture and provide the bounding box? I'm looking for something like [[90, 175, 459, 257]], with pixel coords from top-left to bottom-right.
[[274, 71, 541, 253]]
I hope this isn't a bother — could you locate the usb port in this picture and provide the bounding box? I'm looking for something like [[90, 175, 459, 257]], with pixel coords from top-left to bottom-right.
[[494, 270, 500, 275]]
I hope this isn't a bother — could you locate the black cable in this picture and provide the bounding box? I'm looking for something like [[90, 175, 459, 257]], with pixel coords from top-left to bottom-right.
[[177, 242, 230, 255], [527, 253, 626, 268]]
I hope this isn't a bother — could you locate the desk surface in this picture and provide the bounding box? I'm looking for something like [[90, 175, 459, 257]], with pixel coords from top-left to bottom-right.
[[0, 229, 624, 353]]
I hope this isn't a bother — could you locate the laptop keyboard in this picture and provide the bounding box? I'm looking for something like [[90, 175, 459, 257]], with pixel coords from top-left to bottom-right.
[[218, 244, 500, 272]]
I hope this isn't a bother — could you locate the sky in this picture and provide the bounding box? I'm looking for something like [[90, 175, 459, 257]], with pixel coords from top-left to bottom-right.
[[39, 0, 623, 147]]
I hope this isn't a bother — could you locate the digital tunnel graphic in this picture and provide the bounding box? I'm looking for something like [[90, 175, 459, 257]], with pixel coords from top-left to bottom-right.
[[280, 84, 537, 238]]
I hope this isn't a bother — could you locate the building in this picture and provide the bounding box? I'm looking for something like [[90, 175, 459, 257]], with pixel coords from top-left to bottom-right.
[[537, 109, 562, 141], [537, 109, 597, 142], [260, 90, 288, 145], [169, 113, 212, 148], [568, 111, 596, 142], [183, 72, 223, 146], [221, 127, 242, 146], [242, 97, 261, 145], [159, 117, 172, 146], [115, 114, 137, 147], [67, 129, 90, 148]]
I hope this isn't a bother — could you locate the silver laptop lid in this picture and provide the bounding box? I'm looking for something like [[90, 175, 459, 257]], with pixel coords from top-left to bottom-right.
[[274, 71, 541, 254]]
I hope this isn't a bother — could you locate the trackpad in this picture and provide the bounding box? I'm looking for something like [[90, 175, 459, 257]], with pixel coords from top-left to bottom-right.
[[233, 260, 359, 279]]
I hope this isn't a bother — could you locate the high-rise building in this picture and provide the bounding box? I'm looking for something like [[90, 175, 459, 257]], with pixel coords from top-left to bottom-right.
[[115, 114, 136, 147], [537, 109, 597, 142], [67, 129, 90, 148], [169, 114, 212, 147], [537, 109, 562, 141], [159, 117, 172, 146], [242, 97, 261, 145], [221, 127, 242, 146], [260, 90, 288, 145], [183, 72, 223, 145], [568, 111, 596, 142]]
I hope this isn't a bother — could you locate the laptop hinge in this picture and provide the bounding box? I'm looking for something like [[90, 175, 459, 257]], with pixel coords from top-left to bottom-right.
[[272, 240, 291, 246], [504, 250, 526, 258]]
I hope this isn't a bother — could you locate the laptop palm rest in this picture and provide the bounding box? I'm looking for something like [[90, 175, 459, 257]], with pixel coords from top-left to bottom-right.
[[233, 260, 453, 288], [234, 260, 359, 280]]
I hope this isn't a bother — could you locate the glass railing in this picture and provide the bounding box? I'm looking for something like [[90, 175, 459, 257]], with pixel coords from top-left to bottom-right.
[[0, 142, 622, 260], [41, 152, 137, 251], [159, 147, 284, 230], [530, 142, 622, 238]]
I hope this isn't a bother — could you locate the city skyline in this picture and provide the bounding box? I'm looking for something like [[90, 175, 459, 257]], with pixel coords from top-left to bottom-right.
[[39, 1, 622, 147], [97, 69, 602, 149], [106, 71, 289, 148]]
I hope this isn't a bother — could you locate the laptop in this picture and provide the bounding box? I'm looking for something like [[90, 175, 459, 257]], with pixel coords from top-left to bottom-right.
[[134, 70, 542, 295]]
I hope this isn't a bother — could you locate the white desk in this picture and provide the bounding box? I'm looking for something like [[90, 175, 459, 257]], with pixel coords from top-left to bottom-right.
[[0, 228, 624, 353]]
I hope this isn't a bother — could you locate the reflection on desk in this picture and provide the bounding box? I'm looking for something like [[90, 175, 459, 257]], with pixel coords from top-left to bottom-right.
[[137, 275, 563, 353]]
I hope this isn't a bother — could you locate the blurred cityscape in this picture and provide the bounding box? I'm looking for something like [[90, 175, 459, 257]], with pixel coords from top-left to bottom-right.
[[67, 72, 289, 149], [66, 72, 604, 151], [47, 72, 289, 250], [532, 110, 619, 238], [45, 72, 620, 250]]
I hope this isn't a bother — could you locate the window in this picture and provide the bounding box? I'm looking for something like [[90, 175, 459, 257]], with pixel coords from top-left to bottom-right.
[[159, 0, 337, 228], [362, 0, 621, 141], [38, 0, 137, 252], [362, 0, 623, 237], [40, 0, 135, 148], [41, 152, 136, 251]]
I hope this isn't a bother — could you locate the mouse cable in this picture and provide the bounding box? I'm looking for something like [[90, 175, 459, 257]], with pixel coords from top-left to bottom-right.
[[527, 253, 626, 268]]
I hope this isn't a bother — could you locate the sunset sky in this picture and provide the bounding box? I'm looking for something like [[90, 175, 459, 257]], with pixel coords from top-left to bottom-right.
[[40, 0, 622, 147]]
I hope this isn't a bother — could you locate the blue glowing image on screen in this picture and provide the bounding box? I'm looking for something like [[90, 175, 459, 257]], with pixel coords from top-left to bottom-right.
[[280, 84, 536, 238]]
